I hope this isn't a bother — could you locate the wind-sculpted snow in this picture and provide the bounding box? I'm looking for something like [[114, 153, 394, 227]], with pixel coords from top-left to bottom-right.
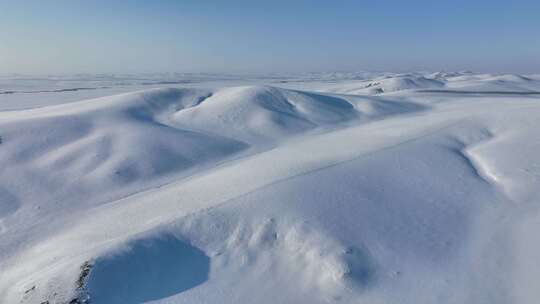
[[0, 86, 418, 218], [1, 75, 540, 304], [317, 74, 446, 95], [310, 72, 540, 96], [0, 89, 248, 237], [169, 86, 423, 143], [86, 234, 210, 304]]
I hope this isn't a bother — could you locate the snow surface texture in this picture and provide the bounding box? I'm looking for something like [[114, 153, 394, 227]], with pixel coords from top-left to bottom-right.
[[1, 72, 540, 303]]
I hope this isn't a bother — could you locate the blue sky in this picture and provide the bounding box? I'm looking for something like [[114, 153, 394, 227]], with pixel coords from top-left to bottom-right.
[[1, 0, 539, 74]]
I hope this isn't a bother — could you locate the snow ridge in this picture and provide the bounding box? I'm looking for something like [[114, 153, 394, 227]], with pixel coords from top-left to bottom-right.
[[2, 74, 540, 304]]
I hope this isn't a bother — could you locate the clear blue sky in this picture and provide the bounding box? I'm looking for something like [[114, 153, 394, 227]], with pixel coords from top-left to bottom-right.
[[1, 0, 539, 74]]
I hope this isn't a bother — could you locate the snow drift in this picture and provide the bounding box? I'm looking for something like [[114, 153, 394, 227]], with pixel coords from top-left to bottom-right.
[[1, 73, 540, 304]]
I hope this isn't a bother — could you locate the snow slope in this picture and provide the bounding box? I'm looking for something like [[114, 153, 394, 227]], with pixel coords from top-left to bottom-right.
[[312, 72, 540, 96], [1, 73, 540, 304], [317, 74, 446, 95]]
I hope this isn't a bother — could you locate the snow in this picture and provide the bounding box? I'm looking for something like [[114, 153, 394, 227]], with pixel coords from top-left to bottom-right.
[[319, 74, 446, 95], [1, 72, 540, 303]]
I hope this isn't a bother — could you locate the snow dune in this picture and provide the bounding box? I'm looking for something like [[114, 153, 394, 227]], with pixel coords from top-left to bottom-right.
[[313, 72, 540, 96], [1, 73, 540, 303], [0, 88, 248, 237], [317, 74, 446, 95], [169, 86, 424, 143]]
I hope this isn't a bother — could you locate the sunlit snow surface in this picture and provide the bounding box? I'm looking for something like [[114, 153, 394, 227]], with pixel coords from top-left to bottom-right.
[[1, 72, 540, 303]]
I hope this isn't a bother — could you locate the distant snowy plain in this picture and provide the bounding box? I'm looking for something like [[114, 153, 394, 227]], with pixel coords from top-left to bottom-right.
[[1, 72, 540, 303]]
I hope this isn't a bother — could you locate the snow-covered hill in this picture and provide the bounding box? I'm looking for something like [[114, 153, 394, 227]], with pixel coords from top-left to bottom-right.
[[320, 74, 446, 95], [312, 72, 540, 95], [1, 73, 540, 304]]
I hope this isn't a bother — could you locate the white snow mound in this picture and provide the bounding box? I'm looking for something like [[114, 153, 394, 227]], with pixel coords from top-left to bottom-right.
[[2, 74, 540, 304]]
